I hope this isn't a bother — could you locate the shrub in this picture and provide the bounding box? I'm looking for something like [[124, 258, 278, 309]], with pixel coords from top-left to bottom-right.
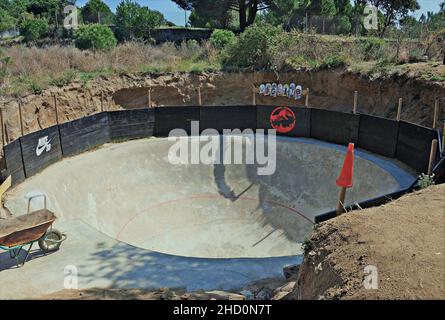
[[74, 24, 117, 50], [358, 37, 389, 61], [417, 173, 436, 189], [223, 23, 283, 69], [210, 29, 235, 50], [49, 69, 77, 87], [19, 15, 48, 42], [0, 9, 17, 33]]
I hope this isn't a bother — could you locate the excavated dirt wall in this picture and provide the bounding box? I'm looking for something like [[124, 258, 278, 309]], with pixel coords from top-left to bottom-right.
[[1, 70, 443, 146]]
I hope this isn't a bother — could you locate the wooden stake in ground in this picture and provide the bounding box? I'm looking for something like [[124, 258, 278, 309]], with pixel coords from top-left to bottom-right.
[[305, 88, 310, 107], [84, 89, 88, 109], [433, 99, 439, 129], [353, 91, 358, 114], [4, 124, 8, 144], [336, 187, 347, 215], [252, 85, 256, 106], [397, 98, 403, 121], [198, 87, 202, 106], [148, 88, 152, 108], [428, 139, 438, 175], [53, 95, 59, 125], [442, 123, 445, 152], [18, 100, 24, 137], [0, 107, 5, 147], [100, 92, 104, 112]]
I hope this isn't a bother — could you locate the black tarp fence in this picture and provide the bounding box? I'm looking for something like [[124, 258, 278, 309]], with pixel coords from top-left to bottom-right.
[[396, 121, 438, 174], [109, 109, 155, 141], [257, 106, 311, 137], [2, 106, 443, 220], [3, 139, 25, 186], [154, 106, 200, 137], [59, 112, 110, 157], [311, 108, 360, 145], [200, 106, 258, 133], [19, 125, 62, 178], [357, 114, 399, 158]]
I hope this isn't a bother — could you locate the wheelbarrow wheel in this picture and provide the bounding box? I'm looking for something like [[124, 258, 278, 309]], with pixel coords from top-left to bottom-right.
[[38, 229, 63, 252]]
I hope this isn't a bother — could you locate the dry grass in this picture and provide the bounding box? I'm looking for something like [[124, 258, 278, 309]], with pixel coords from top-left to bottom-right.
[[1, 41, 220, 96], [0, 32, 442, 97]]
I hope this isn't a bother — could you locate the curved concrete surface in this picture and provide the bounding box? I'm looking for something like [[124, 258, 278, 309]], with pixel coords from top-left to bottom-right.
[[4, 136, 416, 260]]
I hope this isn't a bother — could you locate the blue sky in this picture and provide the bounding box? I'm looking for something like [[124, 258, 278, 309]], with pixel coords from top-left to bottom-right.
[[76, 0, 443, 26]]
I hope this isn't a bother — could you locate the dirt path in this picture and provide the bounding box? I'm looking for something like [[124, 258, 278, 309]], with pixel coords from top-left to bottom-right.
[[293, 184, 445, 300]]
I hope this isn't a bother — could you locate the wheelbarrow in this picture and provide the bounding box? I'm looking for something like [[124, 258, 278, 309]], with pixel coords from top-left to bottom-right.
[[0, 194, 66, 268]]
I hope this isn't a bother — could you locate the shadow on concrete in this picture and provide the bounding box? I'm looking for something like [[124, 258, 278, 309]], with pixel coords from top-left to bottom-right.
[[76, 241, 301, 292], [0, 247, 58, 271]]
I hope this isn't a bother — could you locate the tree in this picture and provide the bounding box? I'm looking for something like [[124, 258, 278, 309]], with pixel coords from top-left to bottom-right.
[[26, 0, 76, 26], [173, 0, 277, 32], [81, 0, 114, 24], [115, 0, 165, 41], [74, 24, 117, 50], [19, 13, 49, 41], [367, 0, 420, 37], [0, 8, 16, 32], [188, 2, 234, 29]]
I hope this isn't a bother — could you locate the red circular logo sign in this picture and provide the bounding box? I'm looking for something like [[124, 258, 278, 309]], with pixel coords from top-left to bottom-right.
[[270, 107, 296, 133]]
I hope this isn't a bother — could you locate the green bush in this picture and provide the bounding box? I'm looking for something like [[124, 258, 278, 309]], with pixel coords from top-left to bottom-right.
[[49, 69, 77, 87], [223, 23, 283, 69], [19, 15, 48, 42], [358, 37, 389, 61], [74, 24, 117, 50], [210, 29, 235, 50], [0, 9, 17, 33]]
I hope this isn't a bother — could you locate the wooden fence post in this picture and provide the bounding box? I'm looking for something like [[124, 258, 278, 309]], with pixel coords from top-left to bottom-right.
[[18, 99, 24, 137], [84, 88, 88, 109], [0, 107, 5, 147], [53, 94, 59, 125], [442, 123, 445, 153], [353, 91, 358, 114], [148, 88, 152, 108], [336, 187, 347, 215], [252, 85, 256, 106], [305, 88, 310, 107], [198, 87, 202, 106], [433, 99, 439, 129], [397, 98, 403, 121], [101, 92, 104, 112], [4, 123, 8, 144], [428, 139, 438, 175]]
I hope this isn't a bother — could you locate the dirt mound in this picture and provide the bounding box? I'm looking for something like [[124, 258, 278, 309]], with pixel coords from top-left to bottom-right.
[[292, 184, 445, 300]]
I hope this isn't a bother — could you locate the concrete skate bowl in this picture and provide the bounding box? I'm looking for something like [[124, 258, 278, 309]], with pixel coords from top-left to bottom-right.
[[1, 105, 443, 290]]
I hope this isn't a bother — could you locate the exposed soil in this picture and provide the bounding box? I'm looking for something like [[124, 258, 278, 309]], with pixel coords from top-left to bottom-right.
[[1, 67, 444, 145], [292, 184, 445, 300]]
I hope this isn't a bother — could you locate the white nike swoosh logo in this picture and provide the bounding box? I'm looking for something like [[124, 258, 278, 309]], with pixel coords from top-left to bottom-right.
[[36, 139, 52, 156]]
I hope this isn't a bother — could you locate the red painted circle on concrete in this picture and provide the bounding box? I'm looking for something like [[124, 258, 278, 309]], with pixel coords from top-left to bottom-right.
[[270, 107, 296, 133]]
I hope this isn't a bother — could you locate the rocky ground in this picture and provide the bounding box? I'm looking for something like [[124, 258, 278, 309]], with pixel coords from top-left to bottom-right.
[[38, 184, 444, 300]]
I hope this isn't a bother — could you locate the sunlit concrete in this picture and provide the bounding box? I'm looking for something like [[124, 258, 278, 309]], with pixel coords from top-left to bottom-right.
[[4, 136, 415, 259]]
